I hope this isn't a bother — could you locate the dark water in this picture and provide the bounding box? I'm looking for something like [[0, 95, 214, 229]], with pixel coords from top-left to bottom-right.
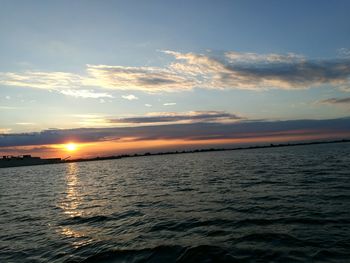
[[1, 143, 350, 262]]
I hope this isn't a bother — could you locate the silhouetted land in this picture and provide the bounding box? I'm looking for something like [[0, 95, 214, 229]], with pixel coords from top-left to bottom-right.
[[1, 139, 349, 168]]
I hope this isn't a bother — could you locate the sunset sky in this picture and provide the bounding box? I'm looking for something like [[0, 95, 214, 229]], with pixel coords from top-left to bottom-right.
[[1, 0, 350, 158]]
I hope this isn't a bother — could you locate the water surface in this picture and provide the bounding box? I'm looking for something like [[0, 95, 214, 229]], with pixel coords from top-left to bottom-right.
[[1, 143, 350, 262]]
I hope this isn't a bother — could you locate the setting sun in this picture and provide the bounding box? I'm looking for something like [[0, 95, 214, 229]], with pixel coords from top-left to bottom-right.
[[65, 143, 77, 152]]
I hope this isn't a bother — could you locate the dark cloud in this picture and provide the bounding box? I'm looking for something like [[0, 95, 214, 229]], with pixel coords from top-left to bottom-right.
[[108, 111, 242, 124], [227, 59, 350, 88], [1, 117, 350, 148], [320, 97, 350, 104], [167, 51, 350, 90]]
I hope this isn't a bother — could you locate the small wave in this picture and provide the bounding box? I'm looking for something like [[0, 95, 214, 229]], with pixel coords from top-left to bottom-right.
[[61, 215, 111, 225], [312, 249, 350, 262], [234, 217, 350, 227], [147, 217, 350, 233], [77, 245, 242, 263], [77, 243, 339, 263], [61, 210, 144, 225], [147, 218, 233, 232], [78, 245, 185, 263], [233, 232, 315, 247], [12, 214, 44, 222]]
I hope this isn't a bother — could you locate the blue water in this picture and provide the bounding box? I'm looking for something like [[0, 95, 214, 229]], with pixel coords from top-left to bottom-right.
[[1, 143, 350, 262]]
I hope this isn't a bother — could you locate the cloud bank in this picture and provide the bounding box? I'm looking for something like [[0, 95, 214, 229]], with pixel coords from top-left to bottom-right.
[[1, 50, 350, 94], [1, 117, 349, 148]]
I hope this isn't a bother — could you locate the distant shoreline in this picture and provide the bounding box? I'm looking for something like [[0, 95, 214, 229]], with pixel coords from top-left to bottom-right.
[[66, 138, 350, 164], [1, 139, 349, 169]]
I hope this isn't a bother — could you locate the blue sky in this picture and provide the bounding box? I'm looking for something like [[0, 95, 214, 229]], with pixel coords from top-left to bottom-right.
[[1, 0, 350, 156]]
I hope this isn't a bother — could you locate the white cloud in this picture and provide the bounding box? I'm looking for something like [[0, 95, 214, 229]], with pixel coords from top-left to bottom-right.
[[0, 71, 82, 90], [145, 104, 152, 107], [163, 102, 176, 106], [85, 64, 196, 92], [16, 122, 35, 125], [60, 89, 113, 98], [1, 50, 350, 93], [121, 94, 139, 100], [338, 48, 350, 57]]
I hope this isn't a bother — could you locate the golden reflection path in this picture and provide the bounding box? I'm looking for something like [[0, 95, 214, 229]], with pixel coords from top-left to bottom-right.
[[57, 163, 94, 248], [61, 162, 83, 217]]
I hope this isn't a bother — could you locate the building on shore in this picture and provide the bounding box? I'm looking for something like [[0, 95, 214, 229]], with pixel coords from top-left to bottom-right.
[[0, 155, 61, 168]]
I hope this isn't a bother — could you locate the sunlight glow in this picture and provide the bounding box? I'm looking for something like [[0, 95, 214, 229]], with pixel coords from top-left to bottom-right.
[[65, 143, 77, 152]]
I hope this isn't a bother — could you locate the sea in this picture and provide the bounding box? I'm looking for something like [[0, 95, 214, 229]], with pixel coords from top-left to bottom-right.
[[1, 143, 350, 262]]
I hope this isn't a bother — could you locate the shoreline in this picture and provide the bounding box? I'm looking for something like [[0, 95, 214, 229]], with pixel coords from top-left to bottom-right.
[[67, 138, 350, 163], [2, 138, 349, 169]]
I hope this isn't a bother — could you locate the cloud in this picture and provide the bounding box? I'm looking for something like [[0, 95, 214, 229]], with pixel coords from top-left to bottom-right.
[[224, 51, 305, 63], [108, 111, 242, 124], [16, 122, 35, 126], [319, 97, 350, 105], [0, 71, 82, 90], [1, 117, 350, 147], [60, 89, 113, 98], [339, 86, 350, 92], [121, 94, 139, 100], [164, 50, 350, 90], [163, 102, 176, 106], [0, 106, 19, 110], [145, 104, 152, 107], [338, 48, 350, 57], [85, 64, 196, 92], [0, 128, 11, 134], [1, 50, 350, 93], [71, 114, 115, 128]]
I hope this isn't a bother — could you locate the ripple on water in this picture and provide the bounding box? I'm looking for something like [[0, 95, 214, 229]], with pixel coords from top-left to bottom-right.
[[0, 143, 350, 262]]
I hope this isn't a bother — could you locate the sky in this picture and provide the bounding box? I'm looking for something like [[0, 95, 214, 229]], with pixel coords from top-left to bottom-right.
[[1, 0, 350, 158]]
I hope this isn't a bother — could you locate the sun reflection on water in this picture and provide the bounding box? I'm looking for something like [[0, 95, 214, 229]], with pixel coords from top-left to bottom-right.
[[56, 162, 93, 248], [60, 162, 83, 217]]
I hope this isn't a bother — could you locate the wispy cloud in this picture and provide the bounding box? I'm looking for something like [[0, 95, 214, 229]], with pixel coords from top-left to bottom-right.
[[121, 94, 138, 100], [163, 102, 176, 106], [319, 97, 350, 105], [71, 114, 115, 128], [86, 64, 195, 92], [0, 106, 19, 110], [145, 104, 152, 107], [1, 50, 350, 93], [0, 71, 82, 89], [108, 111, 242, 125], [338, 48, 350, 57], [16, 122, 35, 126]]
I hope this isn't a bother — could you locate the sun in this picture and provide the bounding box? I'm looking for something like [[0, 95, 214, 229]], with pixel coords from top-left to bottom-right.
[[65, 143, 77, 152]]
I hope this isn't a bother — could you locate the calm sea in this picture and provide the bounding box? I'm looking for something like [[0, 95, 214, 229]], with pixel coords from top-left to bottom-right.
[[1, 143, 350, 262]]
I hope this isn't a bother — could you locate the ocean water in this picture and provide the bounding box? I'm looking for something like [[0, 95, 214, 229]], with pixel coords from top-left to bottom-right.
[[1, 143, 350, 262]]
